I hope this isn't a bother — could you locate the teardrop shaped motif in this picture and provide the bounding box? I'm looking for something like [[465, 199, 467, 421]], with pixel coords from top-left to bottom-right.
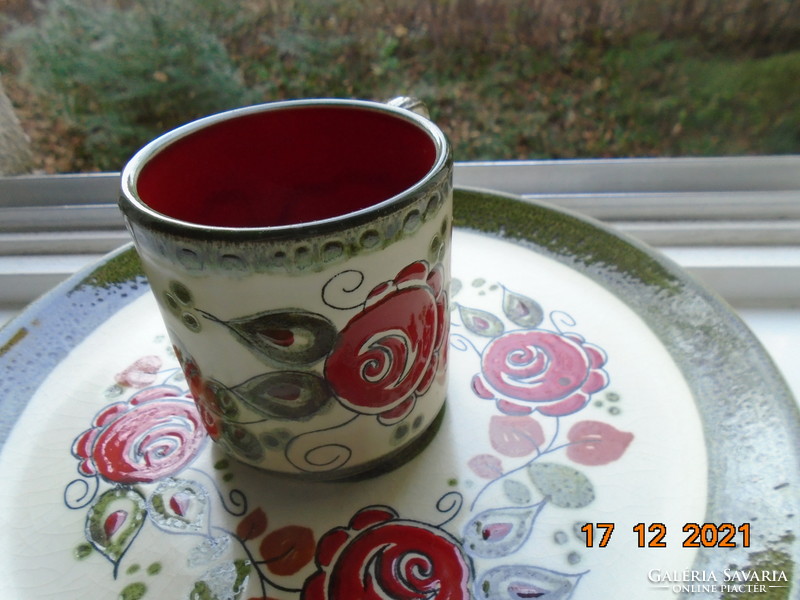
[[475, 564, 583, 600], [233, 371, 332, 420], [217, 310, 337, 366], [148, 478, 210, 534], [459, 305, 504, 337], [85, 488, 146, 574], [482, 522, 513, 541], [502, 288, 544, 328], [169, 491, 191, 517], [462, 504, 541, 558], [261, 328, 294, 347], [103, 510, 128, 538]]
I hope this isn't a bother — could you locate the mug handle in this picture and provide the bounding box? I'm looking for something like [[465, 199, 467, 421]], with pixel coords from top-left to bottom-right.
[[385, 96, 430, 119]]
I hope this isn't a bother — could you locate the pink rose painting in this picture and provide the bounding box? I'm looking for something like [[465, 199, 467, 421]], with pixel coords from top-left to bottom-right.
[[453, 281, 633, 587], [471, 329, 609, 417], [72, 385, 206, 484], [66, 361, 214, 582]]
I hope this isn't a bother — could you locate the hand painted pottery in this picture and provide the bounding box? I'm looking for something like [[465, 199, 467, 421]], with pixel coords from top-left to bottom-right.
[[118, 99, 453, 480], [0, 188, 797, 599]]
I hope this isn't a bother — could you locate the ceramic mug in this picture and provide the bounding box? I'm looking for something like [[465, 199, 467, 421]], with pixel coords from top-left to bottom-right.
[[119, 98, 453, 480]]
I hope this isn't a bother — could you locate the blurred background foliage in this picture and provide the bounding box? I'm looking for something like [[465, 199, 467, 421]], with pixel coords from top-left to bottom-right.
[[1, 0, 799, 172]]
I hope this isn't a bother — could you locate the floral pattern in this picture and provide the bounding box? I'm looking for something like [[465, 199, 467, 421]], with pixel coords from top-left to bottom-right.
[[303, 506, 472, 600], [450, 281, 633, 599], [61, 275, 635, 599], [325, 261, 448, 424], [471, 329, 609, 417], [72, 384, 206, 484], [169, 259, 449, 474]]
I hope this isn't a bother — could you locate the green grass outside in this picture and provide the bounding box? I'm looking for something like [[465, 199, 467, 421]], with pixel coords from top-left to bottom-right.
[[2, 0, 799, 172]]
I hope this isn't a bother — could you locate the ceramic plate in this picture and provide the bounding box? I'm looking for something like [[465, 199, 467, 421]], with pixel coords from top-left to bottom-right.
[[0, 188, 797, 600]]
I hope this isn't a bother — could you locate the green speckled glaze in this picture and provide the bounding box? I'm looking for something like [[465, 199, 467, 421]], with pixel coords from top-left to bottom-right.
[[723, 546, 793, 600], [454, 187, 681, 293], [71, 246, 146, 292]]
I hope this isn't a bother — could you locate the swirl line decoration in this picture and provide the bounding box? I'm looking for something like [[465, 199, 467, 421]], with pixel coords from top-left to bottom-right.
[[321, 269, 367, 310]]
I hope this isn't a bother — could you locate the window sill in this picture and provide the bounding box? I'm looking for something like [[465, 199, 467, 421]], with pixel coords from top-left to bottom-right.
[[2, 157, 799, 401]]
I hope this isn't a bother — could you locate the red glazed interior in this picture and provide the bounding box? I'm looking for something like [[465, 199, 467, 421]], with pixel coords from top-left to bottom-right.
[[135, 105, 437, 228]]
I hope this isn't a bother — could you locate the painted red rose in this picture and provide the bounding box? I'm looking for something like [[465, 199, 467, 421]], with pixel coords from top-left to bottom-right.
[[72, 385, 207, 483], [325, 261, 448, 424], [302, 506, 472, 600], [471, 330, 608, 417], [173, 346, 225, 439]]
